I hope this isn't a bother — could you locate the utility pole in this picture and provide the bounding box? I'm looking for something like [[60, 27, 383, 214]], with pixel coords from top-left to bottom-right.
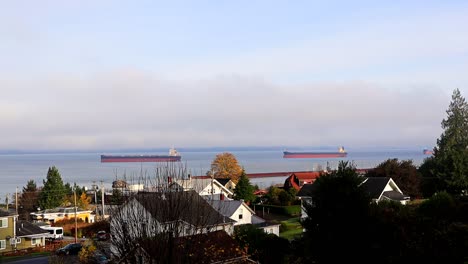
[[74, 187, 77, 243], [101, 181, 105, 220], [15, 187, 18, 215], [6, 194, 9, 211]]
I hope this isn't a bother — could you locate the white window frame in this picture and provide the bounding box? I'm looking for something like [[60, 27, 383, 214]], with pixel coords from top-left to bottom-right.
[[31, 238, 39, 246], [0, 240, 6, 250], [0, 218, 8, 228]]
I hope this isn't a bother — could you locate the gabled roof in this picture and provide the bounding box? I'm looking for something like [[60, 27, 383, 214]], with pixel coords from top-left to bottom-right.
[[296, 184, 317, 197], [360, 177, 392, 200], [133, 191, 235, 227], [209, 200, 255, 217], [173, 178, 234, 195], [16, 221, 49, 237], [0, 210, 16, 217], [292, 172, 321, 180], [214, 178, 232, 186]]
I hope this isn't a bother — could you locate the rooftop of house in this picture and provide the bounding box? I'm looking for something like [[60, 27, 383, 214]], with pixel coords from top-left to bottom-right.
[[16, 221, 49, 237], [209, 200, 254, 217], [133, 190, 235, 226]]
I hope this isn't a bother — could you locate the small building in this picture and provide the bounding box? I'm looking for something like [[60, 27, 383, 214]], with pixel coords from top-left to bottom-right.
[[15, 221, 48, 250], [210, 200, 280, 236], [215, 178, 236, 193], [30, 207, 95, 224], [284, 172, 321, 191], [171, 178, 234, 200]]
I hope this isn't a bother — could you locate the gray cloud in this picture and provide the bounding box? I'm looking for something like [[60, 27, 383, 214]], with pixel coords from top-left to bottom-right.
[[0, 71, 450, 150]]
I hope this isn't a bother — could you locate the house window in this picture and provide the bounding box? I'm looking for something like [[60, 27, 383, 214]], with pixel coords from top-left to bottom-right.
[[31, 238, 39, 245], [0, 218, 8, 228], [0, 240, 6, 250], [239, 214, 243, 219]]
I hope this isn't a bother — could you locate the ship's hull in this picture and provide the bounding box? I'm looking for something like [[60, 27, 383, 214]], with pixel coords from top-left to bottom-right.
[[423, 149, 433, 155], [101, 155, 181, 163], [283, 151, 347, 158]]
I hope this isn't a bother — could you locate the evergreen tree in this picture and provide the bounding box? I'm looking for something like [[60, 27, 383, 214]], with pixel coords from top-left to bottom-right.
[[38, 166, 66, 209], [301, 161, 370, 263], [19, 180, 40, 220], [432, 89, 468, 194], [234, 169, 255, 203]]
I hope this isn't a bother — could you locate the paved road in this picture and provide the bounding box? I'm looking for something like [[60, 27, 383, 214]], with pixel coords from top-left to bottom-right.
[[2, 256, 49, 264]]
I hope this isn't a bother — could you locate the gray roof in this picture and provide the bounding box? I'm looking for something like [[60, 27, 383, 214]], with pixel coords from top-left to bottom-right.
[[0, 210, 14, 217], [361, 177, 391, 199], [210, 200, 243, 217], [134, 191, 235, 227], [382, 191, 410, 201], [296, 184, 316, 197], [16, 221, 49, 237]]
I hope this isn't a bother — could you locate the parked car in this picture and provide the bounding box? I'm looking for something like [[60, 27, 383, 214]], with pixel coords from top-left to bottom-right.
[[97, 230, 108, 241], [56, 243, 83, 255], [92, 252, 109, 264]]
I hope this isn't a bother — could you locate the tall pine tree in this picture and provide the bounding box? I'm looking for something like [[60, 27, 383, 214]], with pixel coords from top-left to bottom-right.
[[433, 88, 468, 194], [38, 166, 66, 209], [234, 169, 255, 203]]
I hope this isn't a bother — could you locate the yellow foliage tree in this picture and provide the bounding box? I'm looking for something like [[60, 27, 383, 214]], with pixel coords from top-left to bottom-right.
[[210, 152, 243, 183], [78, 192, 91, 209]]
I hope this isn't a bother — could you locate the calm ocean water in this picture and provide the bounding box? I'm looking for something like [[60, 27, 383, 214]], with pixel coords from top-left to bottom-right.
[[0, 148, 429, 201]]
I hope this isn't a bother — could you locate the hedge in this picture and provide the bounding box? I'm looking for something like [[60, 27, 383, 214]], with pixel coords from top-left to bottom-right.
[[253, 204, 301, 216]]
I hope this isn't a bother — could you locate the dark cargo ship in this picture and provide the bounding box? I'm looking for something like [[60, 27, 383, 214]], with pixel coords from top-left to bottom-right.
[[283, 146, 347, 159], [101, 148, 181, 162]]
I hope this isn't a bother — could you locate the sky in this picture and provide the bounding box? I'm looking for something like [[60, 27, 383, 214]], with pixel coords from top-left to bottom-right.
[[1, 0, 467, 151]]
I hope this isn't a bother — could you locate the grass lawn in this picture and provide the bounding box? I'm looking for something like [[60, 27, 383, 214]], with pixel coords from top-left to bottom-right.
[[279, 217, 303, 240]]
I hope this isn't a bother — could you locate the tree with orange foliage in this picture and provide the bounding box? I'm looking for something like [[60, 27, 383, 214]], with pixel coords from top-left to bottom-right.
[[78, 192, 91, 209], [210, 152, 243, 183]]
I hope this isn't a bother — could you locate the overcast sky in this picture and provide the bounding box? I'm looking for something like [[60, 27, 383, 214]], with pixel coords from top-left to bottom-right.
[[1, 0, 467, 151]]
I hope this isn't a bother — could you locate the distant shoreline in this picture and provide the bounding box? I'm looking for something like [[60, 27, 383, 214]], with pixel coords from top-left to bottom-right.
[[0, 145, 432, 155]]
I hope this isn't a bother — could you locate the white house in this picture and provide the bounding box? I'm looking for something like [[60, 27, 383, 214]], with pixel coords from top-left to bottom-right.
[[209, 200, 280, 236], [360, 177, 411, 205], [297, 176, 411, 220], [172, 178, 233, 200], [110, 190, 235, 250]]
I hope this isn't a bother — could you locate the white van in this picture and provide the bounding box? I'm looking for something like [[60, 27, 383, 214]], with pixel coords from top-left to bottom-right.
[[40, 226, 64, 240]]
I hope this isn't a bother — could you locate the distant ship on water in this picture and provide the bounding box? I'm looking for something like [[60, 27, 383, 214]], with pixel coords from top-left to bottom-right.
[[283, 146, 348, 159], [101, 148, 181, 163], [423, 148, 434, 155]]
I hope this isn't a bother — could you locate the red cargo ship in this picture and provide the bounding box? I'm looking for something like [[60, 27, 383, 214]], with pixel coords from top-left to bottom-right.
[[423, 148, 434, 155], [101, 148, 181, 162], [283, 146, 347, 159]]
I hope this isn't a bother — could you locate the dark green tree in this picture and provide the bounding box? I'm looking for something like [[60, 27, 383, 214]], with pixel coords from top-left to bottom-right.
[[19, 180, 40, 220], [366, 158, 421, 198], [233, 169, 255, 203], [38, 166, 66, 209], [431, 88, 468, 194], [234, 224, 291, 263], [301, 161, 371, 263]]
